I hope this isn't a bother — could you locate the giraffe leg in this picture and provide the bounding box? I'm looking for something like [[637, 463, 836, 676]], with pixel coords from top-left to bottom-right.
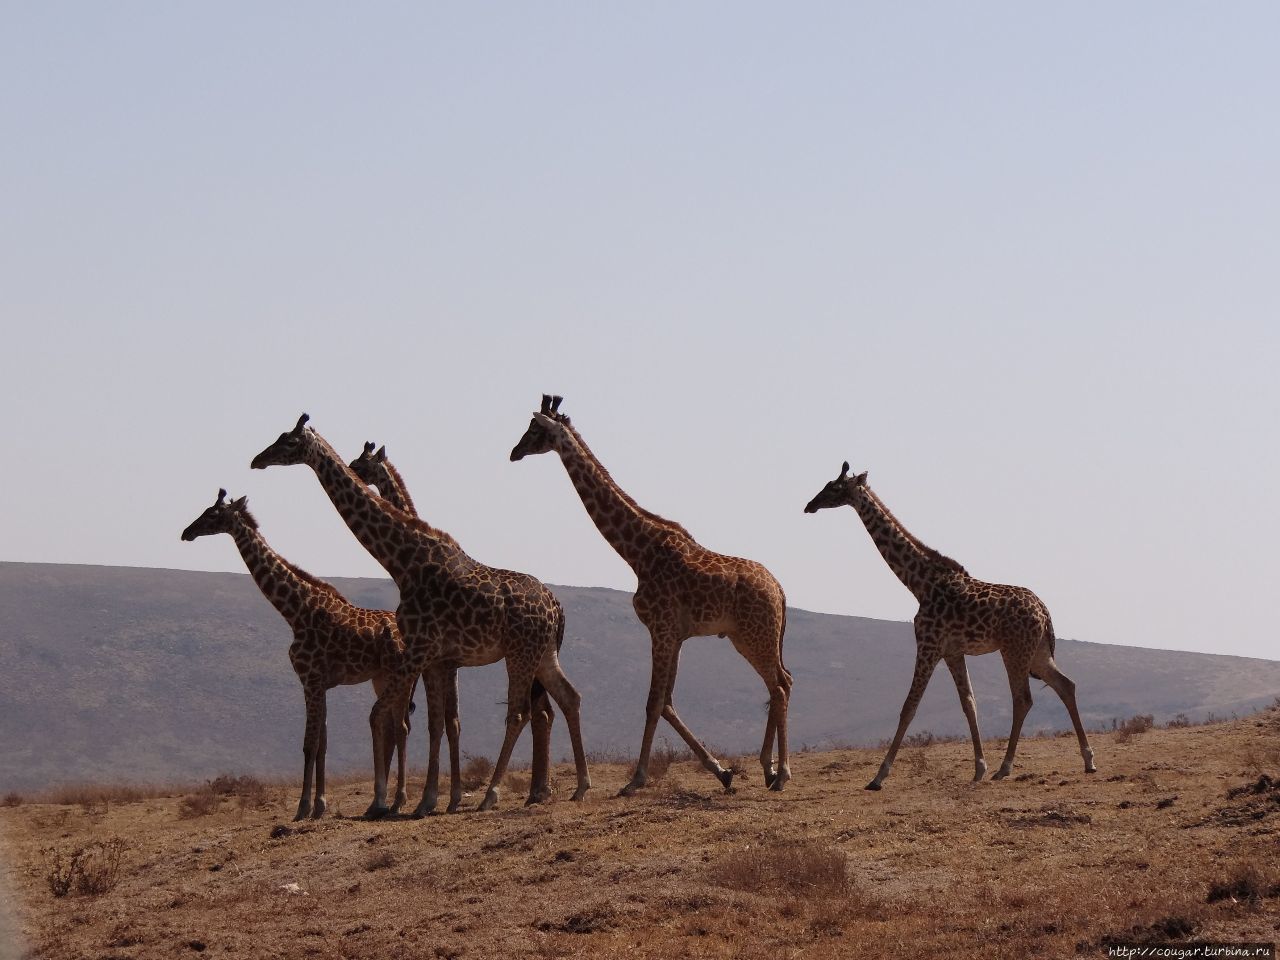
[[733, 632, 793, 791], [659, 658, 734, 791], [867, 650, 939, 790], [1036, 657, 1096, 774], [535, 654, 592, 802], [311, 695, 329, 818], [444, 667, 463, 812], [413, 670, 447, 817], [295, 690, 323, 821], [477, 673, 534, 812], [621, 640, 682, 796], [945, 653, 987, 782], [992, 654, 1033, 780], [367, 675, 414, 818], [373, 675, 412, 814], [526, 680, 555, 806]]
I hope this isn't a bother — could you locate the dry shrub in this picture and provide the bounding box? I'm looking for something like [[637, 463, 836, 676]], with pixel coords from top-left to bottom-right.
[[365, 850, 396, 872], [503, 772, 532, 796], [1206, 862, 1280, 906], [1115, 715, 1154, 744], [1165, 713, 1193, 729], [2, 792, 21, 807], [460, 755, 492, 791], [45, 838, 125, 897], [902, 730, 962, 748], [38, 783, 151, 808], [645, 741, 692, 782], [178, 788, 220, 819], [710, 839, 850, 896]]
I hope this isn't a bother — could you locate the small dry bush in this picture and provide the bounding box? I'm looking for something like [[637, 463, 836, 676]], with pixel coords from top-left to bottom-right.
[[179, 774, 270, 818], [710, 839, 850, 897], [1206, 862, 1280, 906], [645, 740, 693, 782], [1165, 713, 1193, 729], [460, 755, 492, 791], [365, 850, 396, 872], [45, 838, 125, 897], [901, 730, 963, 748], [503, 771, 532, 796], [2, 792, 21, 807], [1115, 715, 1155, 744], [38, 783, 152, 808], [178, 788, 220, 819]]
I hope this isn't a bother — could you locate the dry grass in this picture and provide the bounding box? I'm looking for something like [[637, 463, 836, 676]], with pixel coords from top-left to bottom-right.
[[43, 838, 124, 897], [4, 709, 1280, 959], [1115, 714, 1156, 743]]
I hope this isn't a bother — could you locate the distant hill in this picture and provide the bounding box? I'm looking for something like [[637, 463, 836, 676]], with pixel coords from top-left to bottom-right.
[[2, 561, 1277, 792]]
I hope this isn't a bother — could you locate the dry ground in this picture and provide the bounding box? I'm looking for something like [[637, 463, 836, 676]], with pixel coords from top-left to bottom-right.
[[3, 712, 1278, 959]]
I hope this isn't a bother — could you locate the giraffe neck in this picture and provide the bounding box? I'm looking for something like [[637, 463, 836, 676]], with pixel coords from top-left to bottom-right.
[[849, 484, 960, 601], [373, 461, 417, 517], [304, 432, 452, 581], [228, 522, 326, 627], [555, 424, 689, 572]]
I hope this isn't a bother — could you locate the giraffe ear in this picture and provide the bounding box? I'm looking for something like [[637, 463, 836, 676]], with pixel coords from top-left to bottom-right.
[[840, 461, 849, 478], [855, 471, 868, 484], [294, 413, 310, 433], [540, 394, 552, 414], [232, 495, 249, 509], [363, 441, 375, 455], [375, 445, 387, 462]]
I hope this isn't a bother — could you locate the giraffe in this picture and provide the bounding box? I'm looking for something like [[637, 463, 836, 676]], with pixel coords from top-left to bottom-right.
[[803, 462, 1096, 788], [347, 441, 557, 809], [251, 414, 591, 817], [180, 488, 414, 819], [510, 395, 792, 794]]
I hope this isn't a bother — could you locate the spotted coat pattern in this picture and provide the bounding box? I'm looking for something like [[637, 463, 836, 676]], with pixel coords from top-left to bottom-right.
[[251, 416, 590, 817], [510, 397, 793, 794], [180, 490, 412, 819], [804, 463, 1096, 788]]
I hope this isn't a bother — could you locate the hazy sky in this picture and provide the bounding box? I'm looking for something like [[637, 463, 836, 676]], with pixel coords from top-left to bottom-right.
[[3, 5, 1277, 661]]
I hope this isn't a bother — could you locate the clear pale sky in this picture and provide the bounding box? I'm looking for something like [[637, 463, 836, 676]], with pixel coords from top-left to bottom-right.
[[2, 5, 1276, 661]]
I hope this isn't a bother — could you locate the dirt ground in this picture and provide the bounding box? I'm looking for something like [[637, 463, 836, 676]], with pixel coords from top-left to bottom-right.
[[3, 710, 1278, 959]]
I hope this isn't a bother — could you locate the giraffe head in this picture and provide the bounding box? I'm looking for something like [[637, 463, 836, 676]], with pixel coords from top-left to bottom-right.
[[181, 488, 253, 540], [509, 394, 570, 461], [803, 461, 868, 513], [250, 413, 313, 470], [348, 441, 389, 487]]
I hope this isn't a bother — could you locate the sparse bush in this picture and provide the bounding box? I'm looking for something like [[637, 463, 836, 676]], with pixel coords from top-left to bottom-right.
[[365, 850, 396, 872], [1115, 715, 1154, 744], [1206, 863, 1280, 906], [45, 838, 125, 897], [503, 772, 532, 796], [2, 792, 21, 807], [646, 740, 692, 782], [178, 786, 221, 819], [710, 839, 850, 896], [179, 775, 270, 818], [460, 755, 492, 791], [1166, 713, 1192, 729]]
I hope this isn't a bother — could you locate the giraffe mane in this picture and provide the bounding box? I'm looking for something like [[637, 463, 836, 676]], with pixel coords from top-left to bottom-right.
[[379, 459, 419, 516], [311, 430, 463, 552], [863, 487, 968, 576], [562, 420, 693, 539], [238, 505, 351, 602]]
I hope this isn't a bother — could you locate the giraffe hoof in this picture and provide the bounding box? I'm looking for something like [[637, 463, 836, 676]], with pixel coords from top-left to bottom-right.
[[992, 768, 1011, 781], [716, 768, 734, 792], [571, 786, 590, 802], [363, 803, 392, 820], [864, 781, 883, 791], [477, 789, 499, 812], [763, 771, 776, 790]]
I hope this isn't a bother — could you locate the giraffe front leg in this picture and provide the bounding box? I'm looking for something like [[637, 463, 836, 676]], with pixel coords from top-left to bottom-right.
[[366, 678, 413, 819], [295, 691, 323, 820], [389, 676, 414, 814], [412, 669, 448, 818], [868, 650, 939, 790], [621, 643, 680, 796]]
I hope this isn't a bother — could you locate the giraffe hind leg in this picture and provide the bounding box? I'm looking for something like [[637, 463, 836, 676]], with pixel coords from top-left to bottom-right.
[[1036, 656, 1096, 773], [945, 654, 987, 782]]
